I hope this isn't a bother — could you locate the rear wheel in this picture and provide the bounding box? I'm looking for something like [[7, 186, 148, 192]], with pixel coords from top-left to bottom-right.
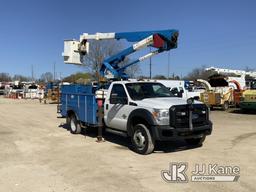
[[69, 115, 81, 134], [66, 115, 71, 126], [185, 135, 206, 145], [131, 124, 155, 155]]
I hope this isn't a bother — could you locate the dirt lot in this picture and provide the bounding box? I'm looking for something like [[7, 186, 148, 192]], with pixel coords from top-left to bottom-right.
[[0, 97, 255, 192]]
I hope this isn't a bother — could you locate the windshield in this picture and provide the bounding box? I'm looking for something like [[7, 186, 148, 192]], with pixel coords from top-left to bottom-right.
[[125, 83, 174, 100]]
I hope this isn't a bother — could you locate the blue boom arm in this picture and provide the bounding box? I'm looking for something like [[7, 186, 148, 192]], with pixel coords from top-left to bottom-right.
[[63, 29, 179, 80], [100, 30, 178, 79]]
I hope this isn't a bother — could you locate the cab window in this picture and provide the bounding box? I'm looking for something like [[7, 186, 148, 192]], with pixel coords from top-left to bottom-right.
[[110, 84, 128, 104]]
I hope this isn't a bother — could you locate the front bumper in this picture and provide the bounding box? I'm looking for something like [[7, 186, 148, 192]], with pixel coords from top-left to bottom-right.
[[152, 121, 213, 141]]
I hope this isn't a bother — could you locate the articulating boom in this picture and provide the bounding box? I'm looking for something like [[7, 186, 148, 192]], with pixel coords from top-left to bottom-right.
[[206, 67, 256, 78], [62, 29, 178, 79]]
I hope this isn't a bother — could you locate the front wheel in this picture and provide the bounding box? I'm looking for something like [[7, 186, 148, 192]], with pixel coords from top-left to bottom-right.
[[185, 135, 206, 146], [131, 124, 155, 155], [69, 115, 81, 134]]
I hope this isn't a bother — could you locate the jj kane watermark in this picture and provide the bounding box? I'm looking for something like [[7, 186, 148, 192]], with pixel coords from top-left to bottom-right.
[[161, 162, 240, 183]]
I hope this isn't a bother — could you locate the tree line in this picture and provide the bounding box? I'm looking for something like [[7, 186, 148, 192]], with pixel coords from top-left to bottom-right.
[[0, 72, 55, 83], [2, 66, 254, 84]]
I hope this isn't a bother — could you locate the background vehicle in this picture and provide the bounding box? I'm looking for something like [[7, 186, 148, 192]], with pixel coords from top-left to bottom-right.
[[205, 67, 256, 111], [23, 84, 39, 99], [43, 82, 60, 104], [198, 76, 234, 110], [0, 83, 5, 95], [229, 80, 243, 107], [240, 81, 256, 110], [156, 80, 203, 99]]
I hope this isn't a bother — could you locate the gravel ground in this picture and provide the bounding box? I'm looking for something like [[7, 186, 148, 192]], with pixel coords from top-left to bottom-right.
[[0, 97, 255, 192]]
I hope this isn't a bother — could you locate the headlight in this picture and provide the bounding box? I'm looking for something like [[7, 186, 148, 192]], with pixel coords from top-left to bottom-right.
[[152, 109, 169, 125], [152, 109, 169, 119]]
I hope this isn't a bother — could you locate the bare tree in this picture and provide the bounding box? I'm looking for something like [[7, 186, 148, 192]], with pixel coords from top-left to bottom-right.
[[82, 40, 121, 74], [244, 66, 255, 72], [13, 74, 30, 82], [153, 75, 167, 80], [119, 57, 141, 78], [185, 66, 214, 80], [0, 73, 12, 82], [40, 72, 53, 82], [82, 40, 141, 78]]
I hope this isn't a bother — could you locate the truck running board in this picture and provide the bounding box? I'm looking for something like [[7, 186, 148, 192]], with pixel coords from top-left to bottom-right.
[[105, 128, 128, 137]]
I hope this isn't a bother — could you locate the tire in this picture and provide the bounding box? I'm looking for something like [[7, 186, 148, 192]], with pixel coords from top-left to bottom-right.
[[185, 135, 206, 146], [131, 124, 155, 155], [66, 115, 71, 126], [222, 101, 229, 111], [69, 115, 81, 134]]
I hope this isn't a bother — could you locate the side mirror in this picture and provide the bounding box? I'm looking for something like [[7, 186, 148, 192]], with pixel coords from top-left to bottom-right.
[[110, 93, 128, 104], [171, 88, 178, 95]]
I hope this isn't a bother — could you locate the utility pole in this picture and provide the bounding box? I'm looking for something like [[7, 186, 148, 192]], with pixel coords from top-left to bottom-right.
[[167, 51, 170, 79], [31, 64, 34, 82], [53, 62, 56, 82], [149, 47, 152, 79]]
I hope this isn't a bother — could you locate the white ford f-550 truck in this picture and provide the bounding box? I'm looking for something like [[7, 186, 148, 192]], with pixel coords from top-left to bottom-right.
[[60, 80, 212, 154]]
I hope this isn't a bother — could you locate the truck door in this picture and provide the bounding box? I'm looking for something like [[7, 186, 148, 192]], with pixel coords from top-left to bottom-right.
[[104, 84, 130, 131]]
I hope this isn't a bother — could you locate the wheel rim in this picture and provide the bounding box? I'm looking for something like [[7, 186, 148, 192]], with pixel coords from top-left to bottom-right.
[[70, 118, 76, 132], [133, 130, 146, 150]]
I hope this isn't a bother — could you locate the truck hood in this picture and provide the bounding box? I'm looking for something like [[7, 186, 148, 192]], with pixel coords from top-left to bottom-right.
[[135, 97, 201, 109]]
